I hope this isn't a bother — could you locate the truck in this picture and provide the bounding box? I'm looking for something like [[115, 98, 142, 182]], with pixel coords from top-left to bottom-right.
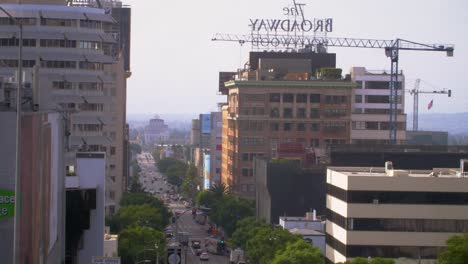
[[230, 248, 245, 264]]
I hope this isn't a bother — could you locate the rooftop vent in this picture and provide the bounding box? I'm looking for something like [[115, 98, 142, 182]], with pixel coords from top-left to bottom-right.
[[385, 161, 409, 177]]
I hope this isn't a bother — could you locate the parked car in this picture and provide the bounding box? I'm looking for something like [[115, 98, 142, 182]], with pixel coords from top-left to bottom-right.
[[200, 252, 209, 261]]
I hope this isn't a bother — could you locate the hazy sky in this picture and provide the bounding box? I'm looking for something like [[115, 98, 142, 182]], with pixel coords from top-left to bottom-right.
[[124, 0, 468, 115]]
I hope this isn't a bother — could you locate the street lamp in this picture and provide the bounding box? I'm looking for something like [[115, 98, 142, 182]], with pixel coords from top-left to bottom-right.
[[0, 6, 23, 264]]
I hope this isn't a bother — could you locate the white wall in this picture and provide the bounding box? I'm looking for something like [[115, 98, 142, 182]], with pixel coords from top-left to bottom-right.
[[76, 153, 106, 264]]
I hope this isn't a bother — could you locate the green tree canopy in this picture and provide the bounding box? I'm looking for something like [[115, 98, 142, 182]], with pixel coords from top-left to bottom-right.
[[181, 164, 199, 200], [195, 190, 217, 208], [210, 195, 254, 236], [118, 226, 165, 264], [271, 239, 324, 264], [120, 192, 171, 221], [130, 143, 142, 154], [109, 204, 166, 233], [438, 233, 468, 264], [231, 217, 270, 249], [337, 257, 395, 264]]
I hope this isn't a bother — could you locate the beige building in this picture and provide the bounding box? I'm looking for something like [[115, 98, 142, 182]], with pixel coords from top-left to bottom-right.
[[325, 161, 468, 263], [0, 2, 129, 215], [350, 67, 406, 144]]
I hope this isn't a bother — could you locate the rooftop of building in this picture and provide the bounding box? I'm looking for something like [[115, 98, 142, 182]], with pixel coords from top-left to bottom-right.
[[279, 216, 323, 222], [224, 79, 356, 89], [288, 228, 324, 236], [328, 164, 468, 179]]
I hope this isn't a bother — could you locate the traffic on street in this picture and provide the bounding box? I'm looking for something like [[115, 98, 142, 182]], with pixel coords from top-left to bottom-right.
[[137, 152, 230, 264]]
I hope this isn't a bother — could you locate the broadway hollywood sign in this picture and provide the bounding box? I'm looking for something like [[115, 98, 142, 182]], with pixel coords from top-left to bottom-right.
[[249, 0, 333, 34]]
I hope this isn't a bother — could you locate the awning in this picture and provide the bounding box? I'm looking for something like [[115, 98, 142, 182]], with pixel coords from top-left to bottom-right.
[[100, 33, 117, 43], [0, 9, 38, 18], [38, 52, 86, 61], [64, 32, 102, 42], [70, 136, 112, 146], [24, 31, 66, 40], [84, 54, 116, 63], [83, 12, 115, 23], [39, 10, 86, 20]]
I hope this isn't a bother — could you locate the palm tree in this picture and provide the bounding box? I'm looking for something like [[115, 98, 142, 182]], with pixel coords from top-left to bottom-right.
[[210, 182, 229, 198]]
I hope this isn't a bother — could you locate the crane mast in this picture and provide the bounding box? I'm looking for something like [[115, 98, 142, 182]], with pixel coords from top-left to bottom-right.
[[212, 33, 454, 144], [409, 78, 452, 131]]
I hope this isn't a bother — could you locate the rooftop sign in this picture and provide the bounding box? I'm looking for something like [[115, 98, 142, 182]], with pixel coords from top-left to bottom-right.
[[248, 0, 333, 50], [249, 0, 332, 34]]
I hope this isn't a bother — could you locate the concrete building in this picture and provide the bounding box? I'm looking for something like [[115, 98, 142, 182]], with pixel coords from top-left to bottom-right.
[[350, 67, 407, 144], [144, 116, 169, 144], [406, 130, 448, 145], [0, 2, 129, 215], [279, 213, 326, 254], [65, 152, 106, 264], [191, 111, 223, 188], [222, 51, 354, 198], [0, 111, 67, 264], [325, 162, 468, 263]]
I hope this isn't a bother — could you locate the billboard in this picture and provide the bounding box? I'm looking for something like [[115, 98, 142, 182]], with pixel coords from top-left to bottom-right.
[[0, 189, 15, 220], [201, 114, 211, 134], [204, 154, 211, 190]]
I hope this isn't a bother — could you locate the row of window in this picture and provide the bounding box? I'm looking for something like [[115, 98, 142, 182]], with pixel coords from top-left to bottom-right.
[[354, 108, 404, 115], [0, 38, 104, 50], [355, 94, 403, 104], [326, 234, 439, 259], [327, 184, 468, 205], [241, 153, 265, 162], [268, 93, 347, 104], [270, 138, 346, 148], [39, 18, 103, 29], [352, 121, 406, 130], [355, 81, 403, 90], [270, 107, 347, 119], [269, 122, 347, 132], [239, 137, 264, 146], [240, 184, 255, 193], [327, 209, 468, 233], [72, 124, 103, 132], [59, 103, 104, 112]]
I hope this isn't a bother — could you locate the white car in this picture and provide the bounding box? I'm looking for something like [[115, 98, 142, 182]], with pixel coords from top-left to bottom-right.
[[199, 252, 209, 261]]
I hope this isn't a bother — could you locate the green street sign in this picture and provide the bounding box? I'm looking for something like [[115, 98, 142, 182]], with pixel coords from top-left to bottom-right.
[[0, 190, 15, 220]]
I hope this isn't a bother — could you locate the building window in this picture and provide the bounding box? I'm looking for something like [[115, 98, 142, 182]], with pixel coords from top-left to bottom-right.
[[248, 184, 255, 192], [79, 61, 103, 71], [78, 41, 101, 50], [41, 60, 76, 69], [310, 138, 319, 147], [52, 81, 72, 90], [297, 108, 306, 118], [352, 121, 366, 130], [242, 153, 249, 161], [283, 93, 294, 103], [311, 123, 320, 132], [41, 18, 77, 27], [0, 38, 36, 47], [80, 19, 102, 29], [297, 123, 306, 131], [110, 147, 116, 155], [355, 95, 362, 103], [310, 94, 321, 103], [296, 94, 307, 103], [283, 108, 293, 118], [366, 122, 379, 130], [270, 108, 279, 118], [241, 184, 248, 192], [283, 123, 292, 131], [109, 190, 115, 200], [40, 39, 76, 48], [270, 123, 279, 131], [310, 108, 320, 118], [270, 93, 280, 102]]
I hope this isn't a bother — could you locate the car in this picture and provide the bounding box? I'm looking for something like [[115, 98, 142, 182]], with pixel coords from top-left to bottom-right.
[[199, 252, 209, 261], [191, 240, 201, 249]]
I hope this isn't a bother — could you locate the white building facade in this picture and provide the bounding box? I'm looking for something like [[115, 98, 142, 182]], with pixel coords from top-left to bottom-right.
[[350, 67, 407, 145], [326, 163, 468, 263]]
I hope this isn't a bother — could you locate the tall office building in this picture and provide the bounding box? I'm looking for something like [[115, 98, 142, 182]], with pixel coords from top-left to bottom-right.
[[350, 67, 406, 144], [221, 51, 354, 198], [0, 2, 129, 215], [325, 163, 468, 263]]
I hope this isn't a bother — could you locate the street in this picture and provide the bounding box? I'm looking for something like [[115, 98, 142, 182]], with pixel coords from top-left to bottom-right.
[[137, 152, 229, 264]]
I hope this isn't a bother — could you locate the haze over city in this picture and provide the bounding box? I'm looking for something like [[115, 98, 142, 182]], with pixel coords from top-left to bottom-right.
[[126, 0, 468, 115]]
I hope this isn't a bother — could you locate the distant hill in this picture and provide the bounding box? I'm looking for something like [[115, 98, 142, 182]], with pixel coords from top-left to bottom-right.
[[407, 112, 468, 135]]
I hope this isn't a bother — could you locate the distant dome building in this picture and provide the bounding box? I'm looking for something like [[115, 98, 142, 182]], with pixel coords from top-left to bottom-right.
[[144, 115, 169, 144]]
